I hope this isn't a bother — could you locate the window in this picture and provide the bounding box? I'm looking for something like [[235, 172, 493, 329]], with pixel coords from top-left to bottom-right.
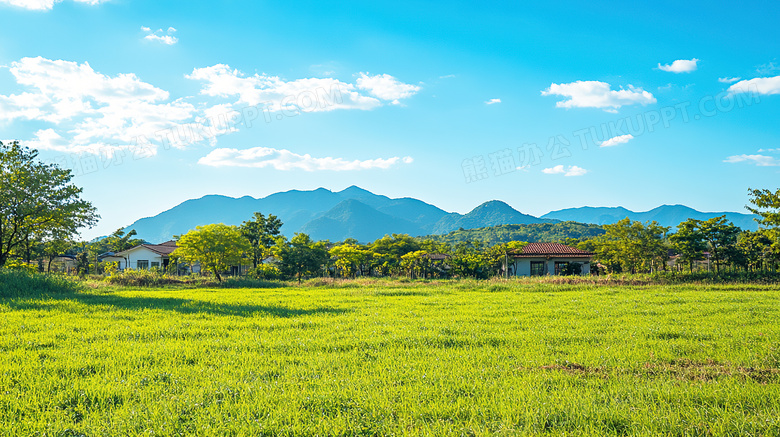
[[530, 261, 545, 276], [151, 262, 160, 269], [137, 260, 149, 270], [555, 262, 569, 275]]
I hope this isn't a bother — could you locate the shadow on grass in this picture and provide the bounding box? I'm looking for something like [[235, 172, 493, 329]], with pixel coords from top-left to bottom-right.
[[7, 291, 350, 318]]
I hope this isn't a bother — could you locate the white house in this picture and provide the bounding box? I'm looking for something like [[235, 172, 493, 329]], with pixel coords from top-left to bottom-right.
[[100, 241, 184, 271], [507, 242, 593, 276]]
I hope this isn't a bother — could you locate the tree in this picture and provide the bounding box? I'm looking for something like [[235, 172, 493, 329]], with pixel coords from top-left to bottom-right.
[[274, 233, 329, 283], [329, 243, 372, 278], [41, 237, 73, 273], [0, 141, 98, 268], [697, 216, 740, 274], [669, 219, 707, 272], [747, 188, 780, 229], [104, 228, 144, 253], [240, 212, 283, 268], [370, 234, 421, 276], [735, 230, 774, 271], [173, 224, 249, 281], [591, 218, 669, 274]]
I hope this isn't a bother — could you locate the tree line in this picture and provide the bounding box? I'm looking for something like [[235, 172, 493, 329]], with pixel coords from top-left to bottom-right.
[[2, 141, 779, 280], [172, 214, 529, 282]]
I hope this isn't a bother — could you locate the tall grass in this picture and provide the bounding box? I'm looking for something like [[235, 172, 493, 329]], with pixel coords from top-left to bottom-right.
[[0, 269, 82, 298]]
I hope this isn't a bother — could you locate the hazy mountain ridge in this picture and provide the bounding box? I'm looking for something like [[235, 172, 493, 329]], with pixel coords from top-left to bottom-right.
[[541, 204, 758, 231], [122, 187, 758, 243]]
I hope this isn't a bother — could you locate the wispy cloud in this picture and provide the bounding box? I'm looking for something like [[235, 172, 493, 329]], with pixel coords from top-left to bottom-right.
[[0, 0, 107, 11], [727, 75, 780, 96], [658, 58, 699, 73], [718, 77, 741, 83], [541, 80, 655, 112], [724, 154, 780, 167], [485, 98, 501, 105], [542, 165, 588, 176], [756, 62, 779, 76], [142, 26, 178, 45], [600, 134, 634, 148], [198, 147, 413, 171]]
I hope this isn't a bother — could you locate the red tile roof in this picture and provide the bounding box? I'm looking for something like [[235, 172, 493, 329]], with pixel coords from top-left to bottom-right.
[[114, 242, 178, 257], [510, 242, 593, 258]]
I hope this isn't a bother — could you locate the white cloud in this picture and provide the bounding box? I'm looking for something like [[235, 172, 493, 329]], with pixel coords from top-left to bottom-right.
[[187, 64, 418, 111], [355, 72, 421, 104], [0, 56, 198, 155], [142, 26, 178, 45], [542, 165, 588, 176], [600, 134, 634, 148], [541, 81, 656, 111], [0, 57, 422, 156], [658, 58, 699, 73], [485, 98, 501, 105], [0, 0, 107, 10], [198, 147, 413, 171], [757, 148, 780, 153], [724, 154, 780, 167], [727, 75, 780, 96], [718, 77, 741, 83]]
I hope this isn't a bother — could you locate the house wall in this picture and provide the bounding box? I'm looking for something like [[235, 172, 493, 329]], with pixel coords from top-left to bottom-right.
[[104, 247, 165, 270], [514, 258, 591, 276]]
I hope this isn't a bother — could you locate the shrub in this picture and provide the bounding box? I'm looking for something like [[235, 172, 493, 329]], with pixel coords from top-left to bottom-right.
[[247, 264, 284, 281], [104, 269, 186, 287]]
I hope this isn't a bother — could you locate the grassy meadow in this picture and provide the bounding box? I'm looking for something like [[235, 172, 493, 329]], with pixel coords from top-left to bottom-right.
[[1, 277, 779, 436]]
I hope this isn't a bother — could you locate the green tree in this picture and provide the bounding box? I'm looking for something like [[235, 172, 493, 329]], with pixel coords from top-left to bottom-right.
[[41, 237, 73, 273], [592, 218, 669, 274], [329, 243, 373, 278], [274, 233, 329, 283], [0, 141, 98, 268], [734, 230, 773, 271], [747, 188, 780, 229], [370, 234, 421, 276], [105, 228, 144, 253], [173, 224, 250, 282], [449, 241, 488, 279], [669, 219, 707, 272], [240, 212, 283, 268], [698, 216, 740, 274]]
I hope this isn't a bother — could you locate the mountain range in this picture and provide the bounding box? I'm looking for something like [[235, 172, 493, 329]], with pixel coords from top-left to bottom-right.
[[121, 186, 758, 243], [540, 205, 758, 232]]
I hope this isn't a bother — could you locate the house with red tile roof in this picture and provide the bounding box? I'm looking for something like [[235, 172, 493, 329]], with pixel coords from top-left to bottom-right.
[[507, 242, 594, 276]]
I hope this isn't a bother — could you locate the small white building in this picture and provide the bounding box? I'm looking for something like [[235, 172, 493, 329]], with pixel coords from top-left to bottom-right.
[[508, 242, 593, 276], [101, 241, 183, 271]]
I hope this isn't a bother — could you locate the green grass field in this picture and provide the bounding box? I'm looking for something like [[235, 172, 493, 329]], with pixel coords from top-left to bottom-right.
[[2, 279, 779, 436]]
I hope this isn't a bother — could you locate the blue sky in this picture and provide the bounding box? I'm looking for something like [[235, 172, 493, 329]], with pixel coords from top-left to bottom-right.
[[1, 0, 779, 239]]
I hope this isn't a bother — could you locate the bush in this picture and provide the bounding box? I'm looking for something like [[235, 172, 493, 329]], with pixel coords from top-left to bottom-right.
[[3, 259, 39, 274], [0, 269, 81, 298], [104, 269, 187, 287], [247, 264, 284, 281]]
